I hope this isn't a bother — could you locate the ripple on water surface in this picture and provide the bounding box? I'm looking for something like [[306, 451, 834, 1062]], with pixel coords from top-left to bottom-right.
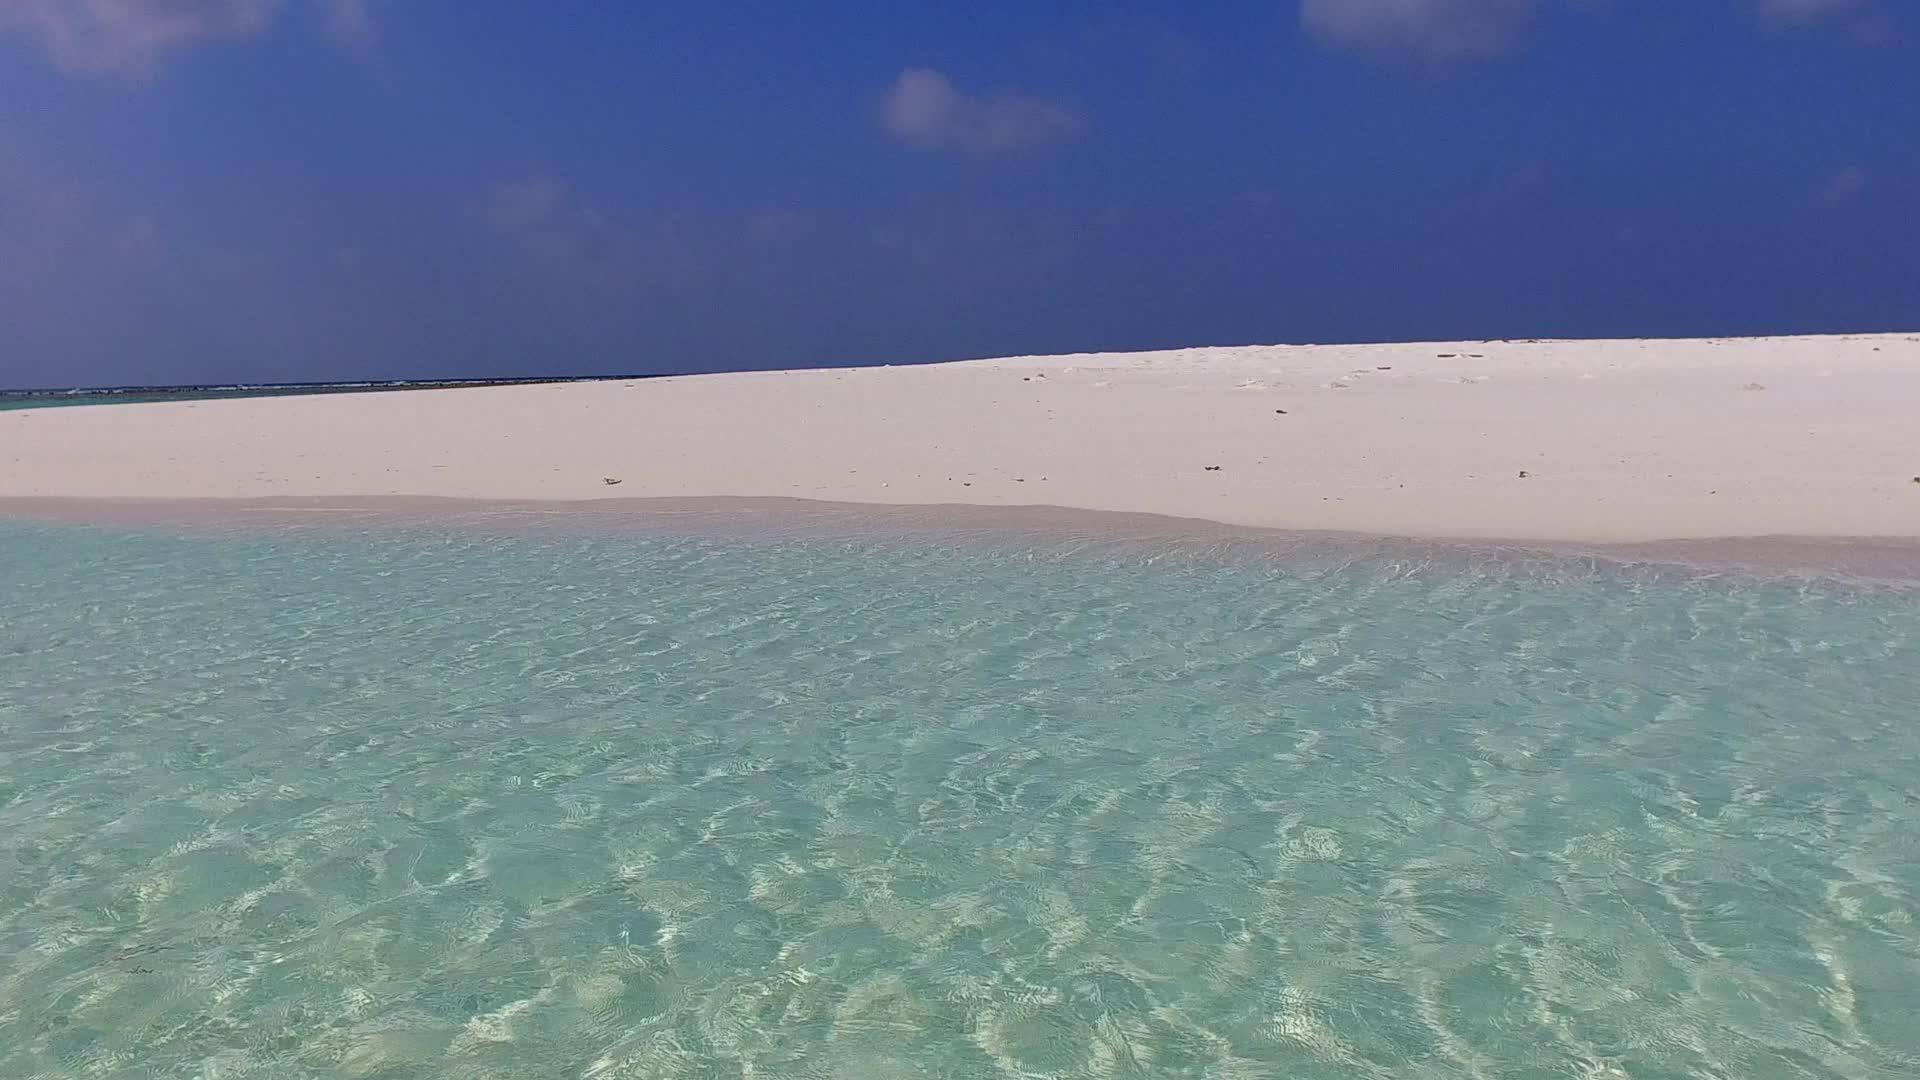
[[2, 520, 1918, 1079]]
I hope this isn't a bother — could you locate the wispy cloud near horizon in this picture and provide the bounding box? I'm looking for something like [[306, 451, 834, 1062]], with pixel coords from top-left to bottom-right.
[[0, 0, 375, 77], [475, 175, 625, 272], [1754, 0, 1867, 26], [0, 0, 276, 76], [1819, 165, 1866, 204], [880, 68, 1080, 153], [1298, 0, 1539, 62]]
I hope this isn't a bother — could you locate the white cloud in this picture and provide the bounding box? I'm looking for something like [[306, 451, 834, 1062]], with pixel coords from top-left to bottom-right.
[[881, 68, 1079, 154], [0, 0, 375, 76], [1755, 0, 1866, 26], [1818, 165, 1866, 204], [0, 0, 276, 75], [1299, 0, 1538, 61], [476, 176, 622, 268]]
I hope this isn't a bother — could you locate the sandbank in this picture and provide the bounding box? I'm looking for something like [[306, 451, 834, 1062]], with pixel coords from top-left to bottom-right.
[[4, 334, 1917, 546]]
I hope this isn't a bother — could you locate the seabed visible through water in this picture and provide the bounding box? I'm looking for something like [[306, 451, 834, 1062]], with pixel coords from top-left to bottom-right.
[[3, 498, 1918, 1078]]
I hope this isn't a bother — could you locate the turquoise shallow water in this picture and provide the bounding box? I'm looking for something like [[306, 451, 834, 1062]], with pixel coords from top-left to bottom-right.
[[3, 520, 1919, 1079]]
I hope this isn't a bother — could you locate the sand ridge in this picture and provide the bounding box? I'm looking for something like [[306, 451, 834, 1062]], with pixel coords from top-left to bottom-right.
[[4, 334, 1917, 543]]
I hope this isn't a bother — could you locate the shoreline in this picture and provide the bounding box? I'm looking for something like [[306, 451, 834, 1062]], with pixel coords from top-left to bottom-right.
[[8, 494, 1920, 586], [5, 333, 1917, 545]]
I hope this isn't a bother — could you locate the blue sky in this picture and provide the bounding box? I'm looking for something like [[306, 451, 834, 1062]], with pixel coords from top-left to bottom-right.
[[0, 1, 1914, 388]]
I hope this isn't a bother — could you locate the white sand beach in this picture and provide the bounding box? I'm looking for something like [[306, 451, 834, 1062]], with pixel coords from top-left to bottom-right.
[[4, 334, 1917, 543]]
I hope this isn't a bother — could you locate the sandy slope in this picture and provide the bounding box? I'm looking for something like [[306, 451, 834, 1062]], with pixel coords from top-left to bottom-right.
[[4, 334, 1917, 542]]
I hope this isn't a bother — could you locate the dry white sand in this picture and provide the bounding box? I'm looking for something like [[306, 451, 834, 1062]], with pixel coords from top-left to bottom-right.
[[4, 334, 1918, 542]]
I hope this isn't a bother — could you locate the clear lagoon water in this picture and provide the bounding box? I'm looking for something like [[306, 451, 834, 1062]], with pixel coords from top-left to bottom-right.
[[3, 519, 1918, 1078]]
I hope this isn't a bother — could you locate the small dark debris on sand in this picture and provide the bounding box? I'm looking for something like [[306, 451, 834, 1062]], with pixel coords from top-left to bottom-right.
[[1204, 465, 1223, 472], [1275, 409, 1288, 415], [602, 477, 623, 485], [1518, 470, 1530, 479], [1436, 353, 1457, 358]]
